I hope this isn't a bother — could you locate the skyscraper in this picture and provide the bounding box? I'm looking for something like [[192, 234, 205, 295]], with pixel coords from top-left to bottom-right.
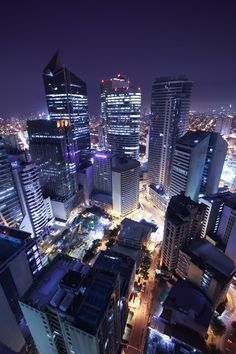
[[177, 239, 236, 306], [20, 255, 121, 354], [12, 161, 49, 239], [148, 76, 192, 191], [93, 151, 115, 195], [28, 119, 79, 219], [200, 132, 227, 196], [169, 131, 227, 201], [0, 225, 42, 353], [200, 191, 236, 239], [169, 131, 210, 202], [0, 137, 23, 227], [101, 75, 141, 159], [161, 193, 205, 271], [216, 198, 236, 263], [43, 51, 90, 165], [112, 157, 140, 217]]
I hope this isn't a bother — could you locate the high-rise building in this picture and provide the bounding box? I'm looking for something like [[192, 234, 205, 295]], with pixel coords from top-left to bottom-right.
[[28, 119, 80, 219], [0, 137, 23, 227], [199, 192, 236, 239], [215, 115, 233, 136], [12, 161, 50, 239], [169, 131, 210, 202], [43, 51, 90, 165], [78, 162, 93, 204], [93, 250, 135, 335], [0, 225, 41, 353], [200, 132, 227, 196], [148, 76, 192, 191], [161, 193, 205, 271], [101, 74, 141, 159], [177, 239, 236, 306], [93, 151, 115, 195], [216, 198, 236, 263], [169, 131, 227, 202], [20, 254, 121, 354], [112, 157, 140, 217]]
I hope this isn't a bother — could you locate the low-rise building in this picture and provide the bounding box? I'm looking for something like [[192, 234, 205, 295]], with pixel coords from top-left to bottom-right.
[[118, 218, 152, 250]]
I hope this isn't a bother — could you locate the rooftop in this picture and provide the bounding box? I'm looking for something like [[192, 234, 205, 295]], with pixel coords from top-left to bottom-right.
[[21, 254, 118, 335], [154, 75, 190, 83], [94, 250, 135, 297], [119, 218, 152, 244], [112, 157, 140, 172], [177, 131, 210, 147], [163, 280, 213, 329], [0, 225, 32, 267], [185, 238, 236, 281], [111, 243, 141, 264], [92, 193, 112, 205], [167, 192, 202, 223]]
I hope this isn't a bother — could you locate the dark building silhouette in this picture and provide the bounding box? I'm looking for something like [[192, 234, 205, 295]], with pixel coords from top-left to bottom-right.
[[0, 137, 23, 227], [28, 119, 80, 219]]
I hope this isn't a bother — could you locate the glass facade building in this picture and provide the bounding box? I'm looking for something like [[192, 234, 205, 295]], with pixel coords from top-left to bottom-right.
[[148, 76, 192, 192], [12, 162, 49, 239], [0, 137, 23, 227], [43, 51, 90, 166], [28, 119, 77, 203], [101, 75, 141, 159]]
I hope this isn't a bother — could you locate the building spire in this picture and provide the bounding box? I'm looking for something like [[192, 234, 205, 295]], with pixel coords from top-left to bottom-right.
[[43, 49, 62, 76]]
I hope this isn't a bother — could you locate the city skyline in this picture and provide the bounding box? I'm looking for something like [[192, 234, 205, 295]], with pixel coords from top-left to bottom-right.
[[0, 2, 236, 354], [1, 1, 236, 117]]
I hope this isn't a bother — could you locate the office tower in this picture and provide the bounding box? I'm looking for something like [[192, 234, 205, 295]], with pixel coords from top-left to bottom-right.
[[0, 137, 23, 227], [44, 196, 54, 221], [215, 115, 233, 136], [177, 239, 236, 306], [112, 157, 140, 217], [78, 162, 93, 204], [43, 51, 90, 165], [148, 76, 192, 191], [169, 131, 227, 201], [101, 74, 141, 159], [216, 198, 236, 263], [28, 119, 79, 220], [169, 131, 210, 202], [12, 161, 49, 239], [148, 184, 169, 211], [94, 250, 135, 335], [161, 193, 205, 271], [20, 254, 121, 354], [93, 151, 115, 195], [0, 225, 41, 353], [91, 151, 116, 211], [2, 133, 25, 153], [199, 191, 236, 239], [200, 132, 227, 196]]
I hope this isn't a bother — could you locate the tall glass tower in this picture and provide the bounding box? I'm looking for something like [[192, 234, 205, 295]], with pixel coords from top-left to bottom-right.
[[0, 137, 23, 227], [28, 119, 78, 202], [43, 51, 90, 165], [148, 76, 192, 192], [101, 75, 141, 159]]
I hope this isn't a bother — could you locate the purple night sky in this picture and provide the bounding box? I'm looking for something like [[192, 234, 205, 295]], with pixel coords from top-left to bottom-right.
[[0, 0, 236, 117]]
